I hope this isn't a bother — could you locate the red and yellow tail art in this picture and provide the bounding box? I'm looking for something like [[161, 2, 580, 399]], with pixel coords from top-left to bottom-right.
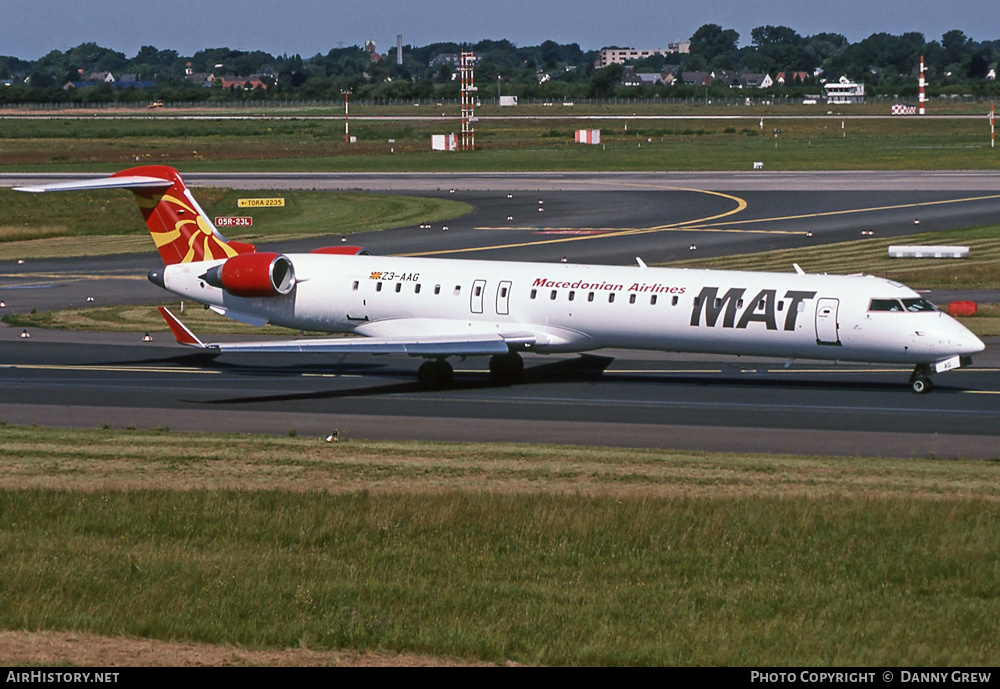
[[110, 165, 255, 265]]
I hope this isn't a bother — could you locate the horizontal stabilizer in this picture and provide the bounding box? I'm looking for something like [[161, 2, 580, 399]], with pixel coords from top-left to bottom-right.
[[14, 175, 173, 194], [158, 307, 206, 348]]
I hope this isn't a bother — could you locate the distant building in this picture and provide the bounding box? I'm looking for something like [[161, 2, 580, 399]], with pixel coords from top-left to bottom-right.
[[219, 75, 268, 90], [681, 71, 713, 87], [365, 40, 383, 63], [737, 72, 773, 89], [825, 76, 865, 104], [600, 46, 685, 67]]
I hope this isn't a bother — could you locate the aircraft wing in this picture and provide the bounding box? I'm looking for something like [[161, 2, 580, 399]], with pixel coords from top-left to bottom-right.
[[157, 307, 521, 356]]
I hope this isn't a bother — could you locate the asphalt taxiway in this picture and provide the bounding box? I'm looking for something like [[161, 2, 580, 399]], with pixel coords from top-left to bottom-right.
[[1, 172, 998, 457]]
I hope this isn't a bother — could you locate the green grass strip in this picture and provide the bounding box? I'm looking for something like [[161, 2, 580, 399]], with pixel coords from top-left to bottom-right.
[[0, 427, 999, 665]]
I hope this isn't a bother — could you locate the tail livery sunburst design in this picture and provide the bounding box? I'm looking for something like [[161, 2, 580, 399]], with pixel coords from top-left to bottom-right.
[[17, 164, 255, 265], [14, 165, 985, 393], [110, 166, 257, 265]]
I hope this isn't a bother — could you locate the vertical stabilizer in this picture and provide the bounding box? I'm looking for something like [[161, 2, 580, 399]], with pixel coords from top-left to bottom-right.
[[15, 165, 256, 266], [109, 165, 256, 265]]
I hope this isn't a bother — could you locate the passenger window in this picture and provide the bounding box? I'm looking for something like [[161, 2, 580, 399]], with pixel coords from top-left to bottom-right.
[[352, 280, 359, 291], [395, 283, 402, 293], [434, 284, 441, 295], [629, 294, 636, 304], [500, 287, 508, 298], [376, 282, 382, 292], [588, 292, 595, 302], [569, 291, 575, 301], [550, 290, 557, 300], [530, 289, 537, 299], [454, 285, 461, 295], [415, 284, 421, 294], [650, 295, 657, 305], [609, 293, 616, 304], [474, 285, 482, 297], [672, 296, 679, 306]]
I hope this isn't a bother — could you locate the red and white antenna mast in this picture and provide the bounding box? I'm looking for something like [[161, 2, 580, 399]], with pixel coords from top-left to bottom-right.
[[460, 51, 476, 151], [919, 55, 927, 115]]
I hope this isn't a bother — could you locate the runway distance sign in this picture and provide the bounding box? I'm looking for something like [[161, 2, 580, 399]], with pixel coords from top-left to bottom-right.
[[215, 216, 253, 227], [237, 198, 285, 208]]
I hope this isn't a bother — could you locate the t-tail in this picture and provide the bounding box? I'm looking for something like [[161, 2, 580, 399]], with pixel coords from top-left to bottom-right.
[[14, 165, 256, 265]]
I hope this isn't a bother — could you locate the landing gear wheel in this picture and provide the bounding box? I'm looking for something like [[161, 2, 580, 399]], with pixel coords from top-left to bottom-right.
[[489, 352, 524, 384], [909, 365, 934, 394], [418, 359, 454, 389]]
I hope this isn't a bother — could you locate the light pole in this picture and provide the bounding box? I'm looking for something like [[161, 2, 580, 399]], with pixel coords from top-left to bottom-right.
[[342, 90, 351, 143]]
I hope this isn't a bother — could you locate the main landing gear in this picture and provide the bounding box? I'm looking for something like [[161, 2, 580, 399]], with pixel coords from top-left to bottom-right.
[[416, 352, 525, 389], [488, 352, 524, 384], [909, 364, 934, 394], [417, 359, 454, 389]]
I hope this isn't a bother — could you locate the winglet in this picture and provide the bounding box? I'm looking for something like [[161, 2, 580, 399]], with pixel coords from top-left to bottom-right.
[[157, 306, 206, 348]]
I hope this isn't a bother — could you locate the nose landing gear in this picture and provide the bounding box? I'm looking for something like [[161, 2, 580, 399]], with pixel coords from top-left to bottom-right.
[[909, 364, 934, 394]]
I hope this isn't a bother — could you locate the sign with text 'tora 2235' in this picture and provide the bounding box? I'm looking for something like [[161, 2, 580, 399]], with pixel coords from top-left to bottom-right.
[[237, 198, 285, 208]]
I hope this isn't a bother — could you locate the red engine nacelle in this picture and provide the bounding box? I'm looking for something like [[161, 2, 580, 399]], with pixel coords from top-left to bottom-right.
[[310, 245, 372, 256], [201, 252, 295, 297]]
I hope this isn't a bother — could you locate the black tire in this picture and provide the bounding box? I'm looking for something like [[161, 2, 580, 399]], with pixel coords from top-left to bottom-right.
[[418, 360, 454, 389], [489, 352, 524, 384]]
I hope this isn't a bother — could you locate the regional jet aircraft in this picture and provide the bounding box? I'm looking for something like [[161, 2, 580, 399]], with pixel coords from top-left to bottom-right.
[[16, 166, 984, 393]]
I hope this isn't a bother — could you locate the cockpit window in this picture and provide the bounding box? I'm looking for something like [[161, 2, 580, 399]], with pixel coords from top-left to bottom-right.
[[868, 298, 939, 313], [902, 298, 938, 313], [869, 299, 904, 312]]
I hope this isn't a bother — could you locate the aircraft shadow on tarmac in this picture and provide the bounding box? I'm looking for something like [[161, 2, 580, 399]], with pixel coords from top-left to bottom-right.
[[130, 353, 950, 406]]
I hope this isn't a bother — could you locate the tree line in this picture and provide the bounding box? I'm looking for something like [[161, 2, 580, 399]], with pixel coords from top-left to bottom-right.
[[1, 25, 998, 105]]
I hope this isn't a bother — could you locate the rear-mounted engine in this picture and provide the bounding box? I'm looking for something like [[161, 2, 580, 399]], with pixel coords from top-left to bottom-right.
[[201, 253, 295, 297]]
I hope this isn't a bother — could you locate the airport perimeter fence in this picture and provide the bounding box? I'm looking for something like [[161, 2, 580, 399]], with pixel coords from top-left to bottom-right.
[[5, 94, 999, 111]]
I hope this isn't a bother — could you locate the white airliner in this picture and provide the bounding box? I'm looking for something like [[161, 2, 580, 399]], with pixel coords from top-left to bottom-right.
[[16, 165, 984, 393]]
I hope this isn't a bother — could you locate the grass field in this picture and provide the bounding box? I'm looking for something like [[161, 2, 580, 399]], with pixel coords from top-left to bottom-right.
[[1, 426, 999, 666], [671, 225, 1000, 287], [2, 106, 999, 172], [0, 187, 470, 260]]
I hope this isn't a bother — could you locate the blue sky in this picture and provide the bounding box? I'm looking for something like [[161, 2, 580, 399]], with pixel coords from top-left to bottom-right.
[[2, 0, 998, 60]]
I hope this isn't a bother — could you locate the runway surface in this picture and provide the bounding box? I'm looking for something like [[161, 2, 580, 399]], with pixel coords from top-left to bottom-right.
[[1, 171, 998, 457], [0, 329, 998, 458]]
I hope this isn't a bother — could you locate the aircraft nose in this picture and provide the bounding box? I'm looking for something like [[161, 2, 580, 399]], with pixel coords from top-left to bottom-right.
[[946, 317, 985, 355], [961, 331, 986, 355]]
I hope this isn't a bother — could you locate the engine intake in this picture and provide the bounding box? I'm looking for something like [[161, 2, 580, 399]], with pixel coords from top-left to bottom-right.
[[201, 253, 295, 297]]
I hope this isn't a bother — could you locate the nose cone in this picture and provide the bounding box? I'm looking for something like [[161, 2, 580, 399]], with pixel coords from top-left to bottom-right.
[[960, 330, 986, 356], [945, 315, 985, 356]]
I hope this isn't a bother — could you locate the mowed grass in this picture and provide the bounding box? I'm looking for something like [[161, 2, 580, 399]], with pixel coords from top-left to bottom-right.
[[2, 111, 999, 172], [0, 187, 470, 260], [670, 225, 1000, 286], [1, 426, 999, 666]]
